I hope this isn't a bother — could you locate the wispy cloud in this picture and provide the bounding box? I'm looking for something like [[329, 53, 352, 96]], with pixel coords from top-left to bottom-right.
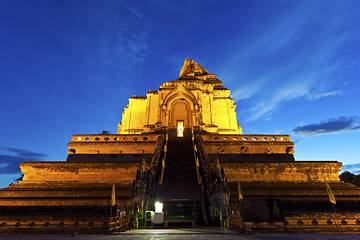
[[225, 1, 359, 121], [231, 80, 267, 101], [342, 163, 360, 174], [0, 155, 28, 174], [98, 1, 149, 78], [245, 81, 309, 121], [305, 90, 343, 100], [292, 116, 360, 136], [4, 147, 47, 159], [0, 148, 46, 174]]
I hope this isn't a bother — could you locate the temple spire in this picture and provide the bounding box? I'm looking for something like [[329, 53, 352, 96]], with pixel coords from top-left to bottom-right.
[[179, 58, 209, 78]]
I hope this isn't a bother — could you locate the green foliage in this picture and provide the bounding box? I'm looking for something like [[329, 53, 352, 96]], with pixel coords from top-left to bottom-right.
[[101, 130, 110, 135]]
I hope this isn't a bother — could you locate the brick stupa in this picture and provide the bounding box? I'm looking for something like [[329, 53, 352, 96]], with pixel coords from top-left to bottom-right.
[[1, 59, 360, 232]]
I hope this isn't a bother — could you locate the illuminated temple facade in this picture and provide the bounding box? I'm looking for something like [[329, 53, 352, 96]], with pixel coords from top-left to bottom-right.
[[1, 59, 360, 232], [117, 58, 242, 136]]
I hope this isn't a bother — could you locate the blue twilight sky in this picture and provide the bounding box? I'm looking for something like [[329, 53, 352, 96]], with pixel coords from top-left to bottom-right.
[[1, 0, 360, 187]]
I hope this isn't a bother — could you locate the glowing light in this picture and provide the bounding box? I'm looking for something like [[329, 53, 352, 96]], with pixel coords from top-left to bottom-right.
[[76, 137, 82, 141], [177, 121, 184, 137], [155, 201, 163, 213]]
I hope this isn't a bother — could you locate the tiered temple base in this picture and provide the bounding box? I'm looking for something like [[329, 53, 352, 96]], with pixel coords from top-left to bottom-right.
[[0, 132, 360, 233]]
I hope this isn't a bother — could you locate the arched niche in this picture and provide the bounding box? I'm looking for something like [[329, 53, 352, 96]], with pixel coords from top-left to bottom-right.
[[168, 99, 192, 129], [168, 98, 192, 137], [161, 85, 200, 132]]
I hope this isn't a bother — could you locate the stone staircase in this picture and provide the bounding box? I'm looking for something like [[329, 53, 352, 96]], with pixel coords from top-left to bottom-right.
[[157, 136, 206, 225], [162, 137, 198, 185]]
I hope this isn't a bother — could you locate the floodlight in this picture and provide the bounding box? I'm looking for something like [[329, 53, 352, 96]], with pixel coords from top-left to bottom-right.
[[155, 201, 163, 213]]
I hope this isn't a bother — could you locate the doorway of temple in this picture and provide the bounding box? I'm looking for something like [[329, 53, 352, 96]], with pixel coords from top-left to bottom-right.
[[168, 99, 192, 138]]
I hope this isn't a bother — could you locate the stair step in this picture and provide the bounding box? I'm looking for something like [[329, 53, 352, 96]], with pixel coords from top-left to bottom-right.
[[162, 138, 198, 185]]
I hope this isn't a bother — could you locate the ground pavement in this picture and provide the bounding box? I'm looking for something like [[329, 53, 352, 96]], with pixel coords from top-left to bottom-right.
[[1, 228, 359, 240]]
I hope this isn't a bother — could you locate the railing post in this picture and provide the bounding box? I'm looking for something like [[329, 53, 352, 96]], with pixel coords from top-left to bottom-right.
[[159, 133, 167, 184], [192, 131, 201, 184]]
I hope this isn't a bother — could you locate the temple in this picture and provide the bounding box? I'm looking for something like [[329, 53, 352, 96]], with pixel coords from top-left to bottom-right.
[[117, 58, 242, 135], [1, 59, 360, 233]]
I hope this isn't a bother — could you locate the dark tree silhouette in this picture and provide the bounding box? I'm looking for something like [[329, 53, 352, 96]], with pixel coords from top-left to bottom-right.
[[340, 171, 360, 187], [352, 175, 360, 187], [340, 171, 354, 183]]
